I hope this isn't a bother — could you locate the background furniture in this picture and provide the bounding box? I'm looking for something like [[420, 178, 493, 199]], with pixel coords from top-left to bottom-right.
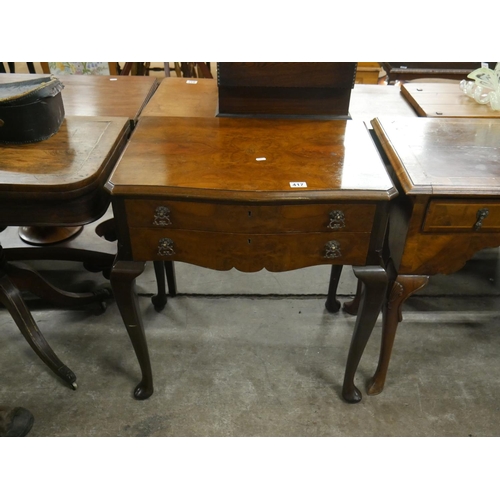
[[40, 62, 119, 75], [0, 116, 130, 388], [217, 62, 357, 117], [0, 72, 159, 271], [382, 62, 497, 84], [357, 117, 500, 397], [400, 82, 500, 118]]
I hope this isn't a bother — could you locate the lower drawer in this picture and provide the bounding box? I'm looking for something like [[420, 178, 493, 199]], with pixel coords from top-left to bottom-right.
[[129, 228, 371, 272]]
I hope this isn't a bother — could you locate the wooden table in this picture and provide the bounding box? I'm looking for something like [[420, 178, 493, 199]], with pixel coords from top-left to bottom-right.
[[401, 82, 500, 118], [106, 113, 397, 402], [0, 74, 159, 263], [0, 73, 159, 123], [142, 76, 418, 122], [0, 116, 130, 387], [357, 117, 500, 396]]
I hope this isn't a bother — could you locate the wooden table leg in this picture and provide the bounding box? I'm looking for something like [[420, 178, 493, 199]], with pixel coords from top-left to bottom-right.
[[0, 273, 77, 389], [367, 274, 429, 396], [325, 265, 343, 313], [110, 260, 153, 400], [341, 265, 388, 403], [343, 278, 362, 316], [151, 261, 177, 311]]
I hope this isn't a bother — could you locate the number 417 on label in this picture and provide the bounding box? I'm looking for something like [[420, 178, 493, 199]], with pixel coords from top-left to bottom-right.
[[289, 182, 308, 188]]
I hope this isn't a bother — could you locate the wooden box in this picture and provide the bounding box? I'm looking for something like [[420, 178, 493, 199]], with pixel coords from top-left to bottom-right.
[[217, 62, 357, 117]]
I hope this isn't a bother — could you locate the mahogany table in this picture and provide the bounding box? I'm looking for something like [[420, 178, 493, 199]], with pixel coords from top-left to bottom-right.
[[0, 116, 130, 387], [356, 117, 500, 397], [105, 112, 397, 401], [0, 73, 159, 256], [401, 82, 500, 119]]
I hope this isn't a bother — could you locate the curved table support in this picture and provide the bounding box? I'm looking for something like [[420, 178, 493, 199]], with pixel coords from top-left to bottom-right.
[[342, 265, 388, 403], [367, 274, 429, 396], [8, 262, 110, 309], [110, 260, 153, 400], [0, 272, 77, 389]]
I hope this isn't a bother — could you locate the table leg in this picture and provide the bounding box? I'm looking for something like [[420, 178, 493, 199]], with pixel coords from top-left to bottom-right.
[[367, 274, 429, 396], [110, 260, 153, 400], [0, 273, 77, 389], [325, 265, 343, 313], [342, 265, 388, 403], [151, 261, 177, 311], [343, 279, 362, 316]]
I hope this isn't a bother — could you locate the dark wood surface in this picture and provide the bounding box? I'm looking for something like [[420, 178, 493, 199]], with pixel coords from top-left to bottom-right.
[[0, 116, 130, 225], [142, 77, 417, 124], [401, 82, 500, 118], [107, 110, 397, 401], [0, 73, 159, 123], [360, 117, 500, 396]]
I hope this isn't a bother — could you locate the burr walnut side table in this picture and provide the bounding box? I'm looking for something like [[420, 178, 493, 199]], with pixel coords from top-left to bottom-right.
[[106, 114, 397, 401], [358, 117, 500, 397]]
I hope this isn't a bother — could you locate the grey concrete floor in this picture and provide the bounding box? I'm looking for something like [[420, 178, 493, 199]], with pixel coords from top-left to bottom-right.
[[2, 247, 500, 437]]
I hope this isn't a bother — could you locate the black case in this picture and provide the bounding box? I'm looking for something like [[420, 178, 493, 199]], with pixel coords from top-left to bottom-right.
[[0, 75, 65, 144]]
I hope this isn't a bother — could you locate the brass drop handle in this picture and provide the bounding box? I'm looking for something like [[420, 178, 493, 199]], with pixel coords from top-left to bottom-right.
[[158, 238, 175, 256], [474, 208, 489, 231], [324, 240, 342, 259], [327, 210, 345, 230], [153, 206, 172, 226]]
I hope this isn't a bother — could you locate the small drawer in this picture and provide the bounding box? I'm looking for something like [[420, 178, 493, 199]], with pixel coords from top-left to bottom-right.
[[423, 200, 500, 233], [125, 199, 376, 234], [129, 228, 371, 272]]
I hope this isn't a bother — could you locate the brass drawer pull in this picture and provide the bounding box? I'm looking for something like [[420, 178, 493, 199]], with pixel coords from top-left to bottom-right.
[[327, 210, 345, 230], [158, 238, 175, 256], [153, 206, 172, 226], [325, 240, 342, 259], [474, 208, 489, 231]]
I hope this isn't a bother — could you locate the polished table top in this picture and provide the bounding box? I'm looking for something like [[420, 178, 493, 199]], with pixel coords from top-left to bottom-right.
[[107, 116, 396, 202], [373, 117, 500, 196], [141, 77, 417, 124], [0, 116, 130, 225], [0, 73, 159, 122], [401, 82, 500, 118]]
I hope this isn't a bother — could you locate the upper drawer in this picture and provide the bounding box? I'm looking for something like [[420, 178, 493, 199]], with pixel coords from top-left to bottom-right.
[[423, 199, 500, 232], [125, 199, 376, 234]]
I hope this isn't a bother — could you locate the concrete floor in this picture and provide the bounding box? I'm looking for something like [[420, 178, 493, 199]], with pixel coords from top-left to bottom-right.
[[2, 244, 500, 437]]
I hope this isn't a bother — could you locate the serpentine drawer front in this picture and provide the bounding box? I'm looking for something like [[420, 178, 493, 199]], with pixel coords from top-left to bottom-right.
[[125, 200, 375, 271], [423, 199, 500, 232], [125, 200, 376, 233]]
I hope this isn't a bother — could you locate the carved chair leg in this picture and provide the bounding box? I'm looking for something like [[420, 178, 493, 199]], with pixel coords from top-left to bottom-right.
[[7, 262, 110, 308], [0, 274, 77, 389], [343, 278, 362, 316], [341, 266, 388, 403], [367, 274, 429, 396], [325, 265, 343, 313], [110, 260, 153, 400]]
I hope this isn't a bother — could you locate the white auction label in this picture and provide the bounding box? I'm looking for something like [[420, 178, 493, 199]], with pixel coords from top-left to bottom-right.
[[289, 182, 307, 188], [186, 80, 198, 84]]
